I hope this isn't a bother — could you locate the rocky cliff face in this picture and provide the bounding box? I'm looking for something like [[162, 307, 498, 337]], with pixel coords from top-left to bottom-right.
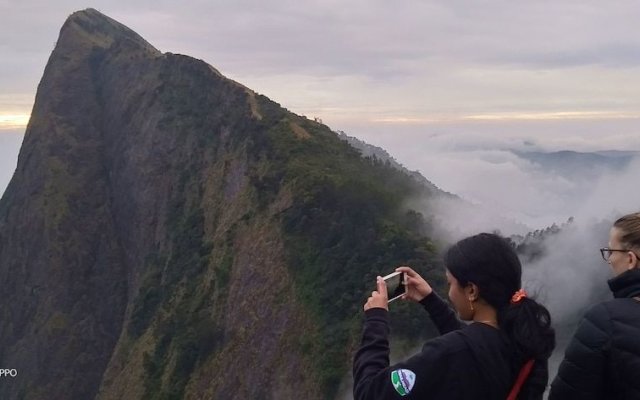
[[0, 9, 441, 400]]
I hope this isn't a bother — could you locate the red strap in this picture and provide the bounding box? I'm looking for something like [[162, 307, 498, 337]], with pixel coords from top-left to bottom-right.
[[506, 359, 535, 400]]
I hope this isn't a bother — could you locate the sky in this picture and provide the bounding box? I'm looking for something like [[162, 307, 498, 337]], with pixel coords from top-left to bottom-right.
[[1, 0, 640, 228], [2, 2, 640, 394]]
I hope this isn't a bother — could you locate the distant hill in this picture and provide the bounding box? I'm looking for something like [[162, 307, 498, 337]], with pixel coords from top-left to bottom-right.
[[336, 130, 444, 193], [513, 149, 639, 181], [337, 131, 533, 240], [0, 9, 445, 400]]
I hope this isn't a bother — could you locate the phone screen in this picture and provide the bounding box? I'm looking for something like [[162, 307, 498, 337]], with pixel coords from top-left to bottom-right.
[[383, 271, 406, 303]]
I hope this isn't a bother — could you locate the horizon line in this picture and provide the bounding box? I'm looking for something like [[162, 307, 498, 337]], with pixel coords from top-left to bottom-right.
[[3, 109, 640, 131]]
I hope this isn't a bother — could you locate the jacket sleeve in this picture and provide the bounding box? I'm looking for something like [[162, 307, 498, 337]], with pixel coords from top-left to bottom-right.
[[419, 292, 464, 334], [548, 303, 611, 400], [353, 307, 450, 400]]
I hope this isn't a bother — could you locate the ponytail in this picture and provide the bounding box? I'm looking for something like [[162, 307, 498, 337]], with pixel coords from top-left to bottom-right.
[[499, 297, 555, 399]]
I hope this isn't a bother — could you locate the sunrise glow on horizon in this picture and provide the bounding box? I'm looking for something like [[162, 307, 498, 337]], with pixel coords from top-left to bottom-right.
[[0, 114, 30, 130]]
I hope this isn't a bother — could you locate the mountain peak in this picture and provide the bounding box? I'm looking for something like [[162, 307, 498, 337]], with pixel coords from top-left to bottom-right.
[[58, 8, 159, 54], [0, 9, 441, 400]]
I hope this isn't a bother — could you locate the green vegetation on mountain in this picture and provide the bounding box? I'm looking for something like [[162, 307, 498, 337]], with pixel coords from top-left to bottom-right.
[[0, 9, 447, 400], [250, 105, 443, 396]]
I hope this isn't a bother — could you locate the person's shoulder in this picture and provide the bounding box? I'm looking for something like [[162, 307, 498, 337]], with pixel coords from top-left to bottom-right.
[[599, 297, 640, 325], [422, 324, 493, 355], [577, 301, 613, 337], [421, 328, 470, 355], [600, 296, 640, 311], [583, 301, 612, 320], [585, 298, 637, 322], [461, 323, 507, 350]]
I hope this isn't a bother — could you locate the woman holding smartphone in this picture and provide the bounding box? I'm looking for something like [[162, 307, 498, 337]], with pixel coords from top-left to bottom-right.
[[353, 232, 555, 399]]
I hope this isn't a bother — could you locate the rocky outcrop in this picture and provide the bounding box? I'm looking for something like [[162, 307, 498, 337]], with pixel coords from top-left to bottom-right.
[[0, 9, 439, 400]]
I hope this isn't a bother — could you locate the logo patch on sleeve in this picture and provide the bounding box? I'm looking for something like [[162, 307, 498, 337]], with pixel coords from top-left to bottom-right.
[[390, 369, 416, 396]]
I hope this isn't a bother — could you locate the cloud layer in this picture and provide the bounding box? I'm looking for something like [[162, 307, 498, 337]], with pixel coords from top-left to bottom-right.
[[3, 1, 640, 131]]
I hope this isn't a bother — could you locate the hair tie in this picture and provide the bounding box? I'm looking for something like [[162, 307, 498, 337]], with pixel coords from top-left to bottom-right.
[[511, 288, 527, 304]]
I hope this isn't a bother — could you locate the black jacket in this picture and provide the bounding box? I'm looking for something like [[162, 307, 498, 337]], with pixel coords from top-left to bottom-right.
[[353, 293, 522, 400], [549, 268, 640, 400]]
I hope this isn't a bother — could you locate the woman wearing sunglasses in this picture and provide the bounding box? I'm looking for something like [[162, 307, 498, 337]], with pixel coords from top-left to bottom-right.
[[550, 212, 640, 400]]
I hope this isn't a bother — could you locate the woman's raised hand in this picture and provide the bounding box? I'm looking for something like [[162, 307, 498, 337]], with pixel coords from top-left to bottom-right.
[[363, 276, 389, 311], [396, 266, 433, 302]]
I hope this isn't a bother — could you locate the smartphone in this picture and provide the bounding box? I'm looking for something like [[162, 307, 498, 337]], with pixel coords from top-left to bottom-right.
[[382, 271, 406, 303]]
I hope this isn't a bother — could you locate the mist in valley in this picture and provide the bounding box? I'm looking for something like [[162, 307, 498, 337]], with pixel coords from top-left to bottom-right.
[[338, 126, 640, 399]]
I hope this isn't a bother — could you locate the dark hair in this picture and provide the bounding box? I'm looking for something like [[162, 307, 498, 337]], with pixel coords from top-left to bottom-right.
[[445, 233, 555, 399]]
